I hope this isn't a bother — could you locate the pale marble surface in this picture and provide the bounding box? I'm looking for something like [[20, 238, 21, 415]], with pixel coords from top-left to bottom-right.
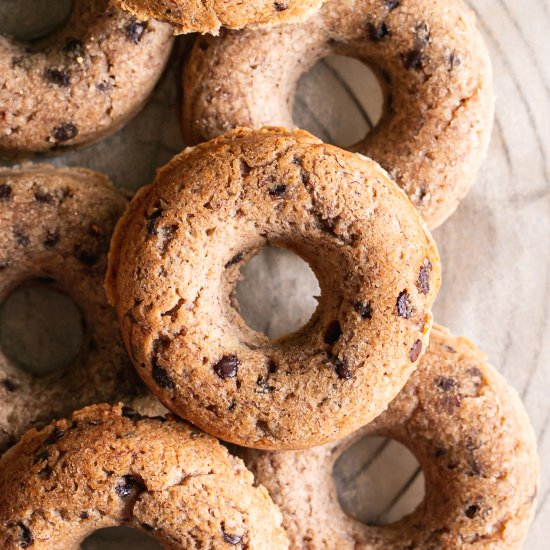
[[0, 0, 548, 547]]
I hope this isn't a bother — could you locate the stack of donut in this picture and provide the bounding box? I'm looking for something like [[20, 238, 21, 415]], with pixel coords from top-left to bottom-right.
[[0, 1, 538, 549]]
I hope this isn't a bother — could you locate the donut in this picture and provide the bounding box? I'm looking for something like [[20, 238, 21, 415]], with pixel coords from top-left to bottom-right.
[[242, 324, 539, 548], [0, 0, 173, 157], [0, 403, 288, 549], [105, 127, 441, 450], [0, 164, 141, 453], [113, 0, 326, 35], [182, 0, 495, 229]]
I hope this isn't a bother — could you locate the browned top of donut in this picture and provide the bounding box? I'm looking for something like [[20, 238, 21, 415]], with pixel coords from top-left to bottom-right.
[[105, 127, 441, 450]]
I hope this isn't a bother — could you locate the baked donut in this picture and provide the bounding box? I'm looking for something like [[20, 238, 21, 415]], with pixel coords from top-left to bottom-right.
[[182, 0, 495, 229], [0, 403, 288, 549], [114, 0, 326, 35], [242, 324, 539, 548], [0, 0, 173, 157], [0, 164, 140, 453], [105, 127, 441, 450]]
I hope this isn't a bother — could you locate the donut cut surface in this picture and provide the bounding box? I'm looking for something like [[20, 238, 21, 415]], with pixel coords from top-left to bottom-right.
[[183, 0, 495, 228], [243, 324, 539, 549], [0, 0, 173, 157], [114, 0, 326, 35], [0, 165, 140, 453], [105, 127, 441, 450], [0, 403, 288, 549]]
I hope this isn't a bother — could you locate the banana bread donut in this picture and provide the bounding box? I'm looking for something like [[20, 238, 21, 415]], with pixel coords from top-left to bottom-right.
[[242, 324, 539, 548], [0, 403, 288, 549], [183, 0, 495, 229], [114, 0, 325, 35], [0, 0, 173, 157], [0, 164, 141, 453], [105, 127, 441, 450]]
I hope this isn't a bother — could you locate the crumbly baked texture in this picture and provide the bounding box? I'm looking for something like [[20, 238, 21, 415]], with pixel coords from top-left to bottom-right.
[[0, 403, 288, 549], [242, 324, 539, 549], [183, 0, 494, 229], [114, 0, 326, 35], [105, 127, 441, 450], [0, 164, 147, 453], [0, 0, 173, 157]]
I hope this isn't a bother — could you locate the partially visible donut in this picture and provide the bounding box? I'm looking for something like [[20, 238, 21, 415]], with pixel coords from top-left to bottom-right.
[[0, 165, 140, 453], [114, 0, 326, 35], [0, 0, 173, 157], [0, 403, 288, 549], [183, 0, 495, 228], [105, 127, 441, 450], [242, 324, 539, 549]]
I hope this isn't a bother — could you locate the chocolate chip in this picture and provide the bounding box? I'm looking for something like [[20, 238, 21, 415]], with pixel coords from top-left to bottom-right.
[[465, 504, 480, 518], [396, 291, 413, 319], [11, 56, 24, 68], [121, 406, 142, 422], [433, 447, 446, 457], [334, 359, 353, 380], [435, 376, 456, 391], [125, 18, 146, 44], [354, 301, 372, 319], [13, 228, 30, 247], [404, 48, 424, 70], [152, 365, 174, 389], [2, 379, 17, 392], [273, 2, 288, 11], [33, 189, 53, 203], [214, 355, 239, 379], [80, 511, 89, 519], [386, 0, 401, 10], [225, 252, 244, 268], [256, 375, 274, 394], [115, 475, 145, 498], [324, 320, 342, 345], [367, 22, 389, 41], [268, 360, 278, 374], [0, 260, 9, 271], [409, 339, 423, 362], [268, 183, 288, 198], [223, 531, 243, 544], [146, 208, 163, 236], [18, 523, 33, 548], [97, 81, 113, 92], [449, 52, 462, 70], [33, 450, 49, 465], [52, 122, 78, 142], [64, 38, 84, 57], [43, 229, 60, 248], [44, 68, 70, 87], [0, 183, 12, 200], [45, 427, 65, 445], [416, 260, 432, 294], [74, 246, 99, 266]]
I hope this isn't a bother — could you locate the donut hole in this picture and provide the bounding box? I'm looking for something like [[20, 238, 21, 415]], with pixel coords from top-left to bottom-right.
[[234, 246, 320, 339], [0, 282, 84, 376], [333, 436, 425, 526], [294, 55, 383, 148], [0, 0, 72, 40], [82, 526, 163, 549]]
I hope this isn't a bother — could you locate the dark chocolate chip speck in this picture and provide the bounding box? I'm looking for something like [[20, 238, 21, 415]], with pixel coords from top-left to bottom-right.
[[225, 252, 244, 268], [152, 365, 174, 389], [404, 48, 424, 70], [115, 475, 145, 498], [43, 229, 60, 248], [268, 183, 288, 198], [44, 68, 70, 87], [33, 450, 49, 465], [354, 301, 372, 319], [45, 427, 65, 445], [465, 504, 480, 518], [386, 0, 401, 10], [0, 183, 12, 200], [409, 339, 423, 362], [125, 18, 146, 44], [214, 355, 239, 379], [334, 359, 353, 380], [416, 260, 432, 294], [64, 38, 84, 56], [34, 189, 54, 203], [368, 22, 389, 41], [2, 379, 17, 392], [435, 376, 456, 391], [396, 291, 413, 319], [273, 2, 288, 11], [13, 228, 30, 247], [121, 406, 143, 422], [74, 246, 99, 266], [324, 320, 342, 345], [52, 122, 78, 142], [18, 523, 33, 548], [223, 531, 243, 544]]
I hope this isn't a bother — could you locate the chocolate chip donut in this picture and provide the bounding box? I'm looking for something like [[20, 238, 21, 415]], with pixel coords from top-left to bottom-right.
[[242, 324, 539, 548], [0, 0, 173, 157], [105, 127, 441, 450], [0, 403, 288, 549], [182, 0, 494, 229], [0, 164, 141, 453], [114, 0, 325, 35]]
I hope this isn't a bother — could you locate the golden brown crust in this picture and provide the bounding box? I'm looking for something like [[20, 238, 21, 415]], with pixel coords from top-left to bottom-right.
[[0, 165, 142, 453], [182, 0, 494, 228], [105, 127, 441, 450], [0, 404, 288, 549], [0, 0, 173, 157], [243, 324, 539, 549], [114, 0, 326, 35]]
